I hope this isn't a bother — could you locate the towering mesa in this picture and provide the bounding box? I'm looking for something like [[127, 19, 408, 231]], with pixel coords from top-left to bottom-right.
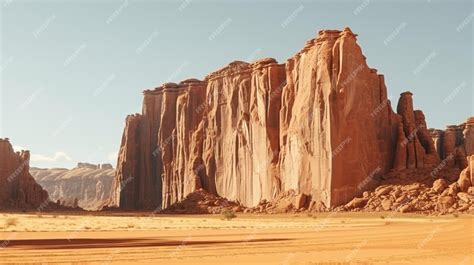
[[112, 28, 441, 210]]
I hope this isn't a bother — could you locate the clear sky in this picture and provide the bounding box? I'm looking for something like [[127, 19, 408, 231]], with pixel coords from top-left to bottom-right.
[[0, 0, 472, 169]]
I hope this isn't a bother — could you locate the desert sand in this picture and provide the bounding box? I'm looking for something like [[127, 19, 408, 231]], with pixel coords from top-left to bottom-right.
[[0, 212, 472, 265]]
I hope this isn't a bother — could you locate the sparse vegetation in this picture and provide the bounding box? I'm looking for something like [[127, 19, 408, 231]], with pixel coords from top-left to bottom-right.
[[380, 215, 386, 219], [5, 218, 18, 227], [453, 213, 459, 218], [127, 224, 135, 228], [222, 210, 237, 220]]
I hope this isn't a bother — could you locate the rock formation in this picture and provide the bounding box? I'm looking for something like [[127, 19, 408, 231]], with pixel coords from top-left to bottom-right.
[[0, 138, 48, 209], [429, 117, 474, 170], [339, 156, 474, 214], [76, 162, 114, 170], [30, 162, 114, 210], [112, 28, 449, 211]]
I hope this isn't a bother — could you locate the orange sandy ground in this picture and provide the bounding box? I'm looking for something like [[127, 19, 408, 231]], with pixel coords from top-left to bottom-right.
[[0, 212, 472, 265]]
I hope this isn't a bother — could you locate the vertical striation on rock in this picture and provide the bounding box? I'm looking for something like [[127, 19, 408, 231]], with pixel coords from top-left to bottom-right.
[[395, 92, 440, 170], [201, 58, 286, 207], [279, 28, 401, 206], [463, 118, 474, 156], [428, 117, 474, 170], [111, 28, 450, 210], [0, 138, 49, 209], [112, 114, 142, 209]]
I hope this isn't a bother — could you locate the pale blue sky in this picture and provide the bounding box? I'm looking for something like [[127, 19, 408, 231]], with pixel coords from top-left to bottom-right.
[[0, 0, 472, 168]]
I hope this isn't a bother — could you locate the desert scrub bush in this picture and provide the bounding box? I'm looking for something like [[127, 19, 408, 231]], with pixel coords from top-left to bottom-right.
[[5, 218, 18, 227], [222, 209, 237, 220]]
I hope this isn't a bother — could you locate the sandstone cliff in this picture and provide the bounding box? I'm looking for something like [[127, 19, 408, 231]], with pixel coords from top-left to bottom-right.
[[31, 163, 114, 210], [112, 28, 444, 210], [0, 138, 48, 209], [429, 117, 474, 170]]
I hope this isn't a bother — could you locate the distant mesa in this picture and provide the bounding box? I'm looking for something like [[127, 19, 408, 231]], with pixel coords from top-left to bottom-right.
[[77, 162, 114, 170], [31, 161, 115, 211]]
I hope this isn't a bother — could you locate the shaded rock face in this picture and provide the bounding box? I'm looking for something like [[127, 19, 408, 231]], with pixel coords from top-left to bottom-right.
[[393, 93, 440, 171], [30, 163, 114, 210], [0, 138, 48, 209], [112, 28, 442, 210]]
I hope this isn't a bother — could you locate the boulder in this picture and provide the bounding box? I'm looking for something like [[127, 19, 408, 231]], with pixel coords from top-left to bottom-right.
[[375, 186, 392, 197], [457, 168, 471, 192], [456, 192, 472, 203], [432, 179, 447, 193], [345, 198, 368, 209], [399, 204, 413, 213], [447, 183, 460, 196], [468, 187, 474, 195], [437, 196, 455, 212], [381, 198, 393, 211]]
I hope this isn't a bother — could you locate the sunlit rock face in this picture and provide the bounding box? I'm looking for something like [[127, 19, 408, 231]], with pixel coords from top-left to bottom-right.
[[0, 138, 48, 209], [30, 163, 114, 210], [279, 28, 402, 207], [428, 117, 474, 170], [111, 28, 444, 210]]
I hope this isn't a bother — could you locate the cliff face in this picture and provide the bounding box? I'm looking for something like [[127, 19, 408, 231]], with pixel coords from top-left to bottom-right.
[[279, 29, 401, 206], [112, 28, 443, 210], [429, 117, 474, 170], [201, 59, 285, 207], [0, 138, 48, 209], [30, 163, 114, 210]]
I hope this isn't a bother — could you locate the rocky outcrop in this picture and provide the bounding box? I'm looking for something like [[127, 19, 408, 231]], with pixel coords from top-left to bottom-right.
[[111, 28, 451, 211], [464, 117, 474, 156], [393, 93, 440, 171], [30, 162, 114, 210], [0, 138, 48, 209], [160, 189, 244, 214], [338, 157, 474, 214], [429, 117, 474, 169]]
